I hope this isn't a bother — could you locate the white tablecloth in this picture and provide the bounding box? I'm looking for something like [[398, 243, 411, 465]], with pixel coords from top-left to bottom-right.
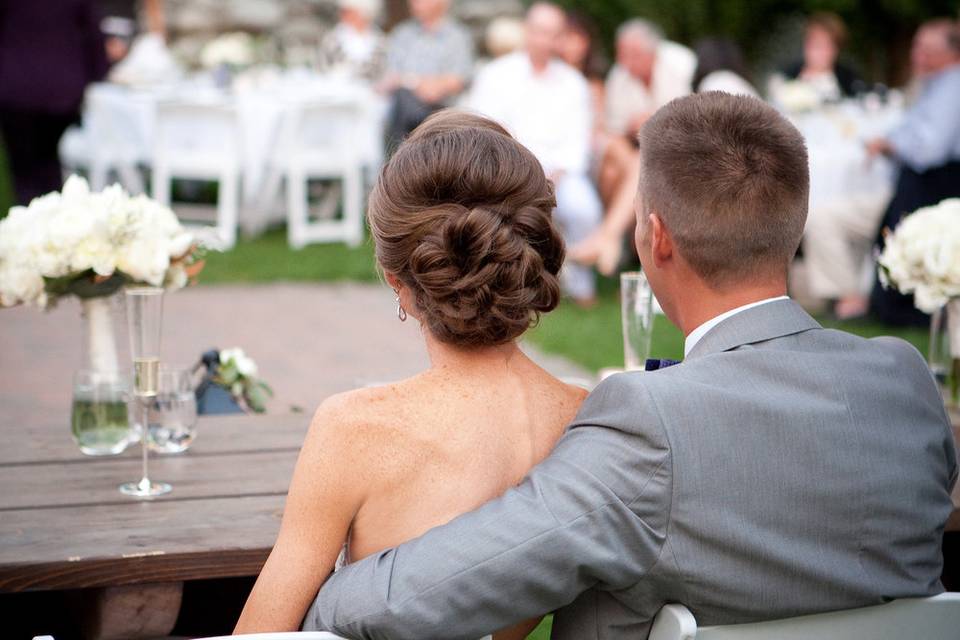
[[82, 70, 387, 231], [792, 99, 902, 219]]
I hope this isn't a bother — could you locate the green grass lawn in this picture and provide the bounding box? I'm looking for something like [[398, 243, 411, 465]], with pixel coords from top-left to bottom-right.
[[201, 230, 931, 373]]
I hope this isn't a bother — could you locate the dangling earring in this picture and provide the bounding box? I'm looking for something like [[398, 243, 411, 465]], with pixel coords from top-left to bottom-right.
[[394, 289, 407, 322]]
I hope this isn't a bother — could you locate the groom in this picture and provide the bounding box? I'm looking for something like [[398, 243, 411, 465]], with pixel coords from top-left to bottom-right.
[[305, 93, 957, 638]]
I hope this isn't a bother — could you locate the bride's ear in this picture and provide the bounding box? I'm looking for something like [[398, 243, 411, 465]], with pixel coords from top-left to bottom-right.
[[384, 271, 402, 291]]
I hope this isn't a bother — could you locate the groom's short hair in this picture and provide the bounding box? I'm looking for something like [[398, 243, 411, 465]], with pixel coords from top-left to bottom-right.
[[638, 92, 809, 287]]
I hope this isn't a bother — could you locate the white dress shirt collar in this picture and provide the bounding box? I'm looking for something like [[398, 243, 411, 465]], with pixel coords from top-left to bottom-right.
[[683, 296, 790, 357]]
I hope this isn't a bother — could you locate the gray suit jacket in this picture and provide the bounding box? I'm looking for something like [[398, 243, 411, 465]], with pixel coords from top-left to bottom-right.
[[304, 300, 957, 639]]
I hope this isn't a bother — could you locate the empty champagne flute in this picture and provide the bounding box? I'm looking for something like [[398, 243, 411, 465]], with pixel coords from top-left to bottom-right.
[[120, 287, 171, 497], [621, 271, 655, 371]]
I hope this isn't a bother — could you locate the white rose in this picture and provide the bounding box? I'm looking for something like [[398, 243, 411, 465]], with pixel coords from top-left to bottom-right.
[[220, 347, 258, 377]]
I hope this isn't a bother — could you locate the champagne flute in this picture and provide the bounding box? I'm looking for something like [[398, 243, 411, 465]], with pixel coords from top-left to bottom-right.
[[120, 287, 171, 497], [621, 271, 655, 371]]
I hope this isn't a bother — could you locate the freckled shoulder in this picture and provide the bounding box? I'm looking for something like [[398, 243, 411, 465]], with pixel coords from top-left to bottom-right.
[[301, 384, 424, 476]]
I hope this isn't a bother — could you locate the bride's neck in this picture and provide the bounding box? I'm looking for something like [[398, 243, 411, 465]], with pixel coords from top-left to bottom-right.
[[424, 333, 526, 376]]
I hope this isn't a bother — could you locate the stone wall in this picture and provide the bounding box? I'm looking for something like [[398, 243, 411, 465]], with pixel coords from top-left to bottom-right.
[[164, 0, 525, 62]]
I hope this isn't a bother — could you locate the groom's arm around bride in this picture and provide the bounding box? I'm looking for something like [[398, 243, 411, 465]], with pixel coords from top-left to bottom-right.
[[304, 92, 958, 640]]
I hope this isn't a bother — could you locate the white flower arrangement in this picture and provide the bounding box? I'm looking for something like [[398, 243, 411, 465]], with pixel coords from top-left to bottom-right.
[[216, 347, 272, 413], [200, 32, 257, 70], [877, 198, 960, 314], [0, 175, 205, 308]]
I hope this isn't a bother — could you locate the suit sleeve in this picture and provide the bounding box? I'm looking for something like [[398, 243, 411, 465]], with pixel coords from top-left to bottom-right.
[[303, 374, 672, 640]]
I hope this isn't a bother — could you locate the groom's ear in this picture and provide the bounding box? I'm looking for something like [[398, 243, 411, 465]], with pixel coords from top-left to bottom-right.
[[649, 213, 674, 267]]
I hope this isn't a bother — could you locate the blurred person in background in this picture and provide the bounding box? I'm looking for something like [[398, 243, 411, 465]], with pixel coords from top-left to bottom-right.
[[569, 17, 696, 277], [484, 16, 526, 60], [0, 0, 109, 205], [380, 0, 473, 151], [318, 0, 386, 81], [780, 12, 863, 101], [866, 18, 960, 325], [604, 19, 695, 142], [562, 10, 638, 276], [692, 37, 757, 96], [98, 0, 165, 62], [470, 2, 601, 306]]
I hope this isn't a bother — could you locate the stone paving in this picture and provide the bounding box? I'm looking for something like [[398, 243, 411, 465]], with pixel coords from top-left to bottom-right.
[[0, 283, 590, 429]]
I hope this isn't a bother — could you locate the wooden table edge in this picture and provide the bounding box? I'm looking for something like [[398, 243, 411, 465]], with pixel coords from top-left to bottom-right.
[[0, 547, 271, 593]]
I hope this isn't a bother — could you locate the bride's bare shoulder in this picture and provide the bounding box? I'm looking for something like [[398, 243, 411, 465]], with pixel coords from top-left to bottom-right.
[[303, 380, 426, 455]]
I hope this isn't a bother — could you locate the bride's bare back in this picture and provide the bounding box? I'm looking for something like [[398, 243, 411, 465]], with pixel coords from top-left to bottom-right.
[[237, 111, 580, 637], [347, 345, 587, 564]]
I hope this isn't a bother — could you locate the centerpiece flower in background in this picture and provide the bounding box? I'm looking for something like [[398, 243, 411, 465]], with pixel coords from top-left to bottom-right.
[[0, 175, 207, 375], [215, 348, 273, 413], [0, 175, 212, 456], [878, 198, 960, 405]]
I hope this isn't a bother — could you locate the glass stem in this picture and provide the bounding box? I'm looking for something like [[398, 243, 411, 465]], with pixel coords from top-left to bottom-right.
[[140, 399, 150, 489]]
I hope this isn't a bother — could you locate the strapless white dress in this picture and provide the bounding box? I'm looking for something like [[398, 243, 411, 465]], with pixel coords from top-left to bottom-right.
[[335, 543, 493, 640]]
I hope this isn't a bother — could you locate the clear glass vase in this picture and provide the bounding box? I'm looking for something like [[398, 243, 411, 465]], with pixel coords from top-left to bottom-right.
[[929, 299, 960, 408], [74, 293, 132, 455]]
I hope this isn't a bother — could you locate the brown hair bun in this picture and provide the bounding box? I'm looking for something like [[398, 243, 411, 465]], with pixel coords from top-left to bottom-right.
[[369, 110, 565, 348]]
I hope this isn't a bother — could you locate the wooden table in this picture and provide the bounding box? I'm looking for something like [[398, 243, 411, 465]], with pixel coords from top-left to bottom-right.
[[0, 413, 309, 638]]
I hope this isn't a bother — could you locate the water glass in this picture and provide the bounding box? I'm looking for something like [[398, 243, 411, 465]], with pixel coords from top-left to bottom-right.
[[621, 271, 655, 371], [72, 370, 131, 456], [148, 368, 198, 454]]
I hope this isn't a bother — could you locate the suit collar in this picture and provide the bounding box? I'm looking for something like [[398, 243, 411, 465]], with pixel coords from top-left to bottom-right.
[[685, 299, 821, 359]]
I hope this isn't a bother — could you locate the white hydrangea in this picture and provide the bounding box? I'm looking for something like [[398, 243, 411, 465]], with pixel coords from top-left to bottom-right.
[[878, 198, 960, 313], [0, 175, 200, 308]]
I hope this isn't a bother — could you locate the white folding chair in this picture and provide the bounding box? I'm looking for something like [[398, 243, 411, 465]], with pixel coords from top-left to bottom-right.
[[58, 125, 90, 181], [649, 592, 960, 640], [152, 100, 241, 250], [272, 99, 365, 249], [84, 84, 148, 194]]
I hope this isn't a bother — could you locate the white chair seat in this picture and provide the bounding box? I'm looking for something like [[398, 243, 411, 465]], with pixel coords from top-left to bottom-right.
[[649, 593, 960, 640]]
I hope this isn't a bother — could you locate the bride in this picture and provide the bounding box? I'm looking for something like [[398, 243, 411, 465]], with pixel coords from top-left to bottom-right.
[[235, 110, 588, 639]]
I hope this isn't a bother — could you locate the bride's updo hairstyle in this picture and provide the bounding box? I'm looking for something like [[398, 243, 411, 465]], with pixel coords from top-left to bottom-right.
[[369, 110, 565, 348]]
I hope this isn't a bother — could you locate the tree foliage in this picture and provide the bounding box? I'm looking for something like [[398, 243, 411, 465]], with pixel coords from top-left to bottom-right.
[[549, 0, 958, 84]]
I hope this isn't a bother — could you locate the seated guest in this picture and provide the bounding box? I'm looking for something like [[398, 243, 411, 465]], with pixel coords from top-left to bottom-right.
[[867, 18, 960, 325], [692, 37, 758, 96], [380, 0, 473, 151], [318, 0, 386, 82], [604, 18, 696, 141], [469, 2, 603, 305], [780, 12, 862, 100], [568, 18, 694, 276]]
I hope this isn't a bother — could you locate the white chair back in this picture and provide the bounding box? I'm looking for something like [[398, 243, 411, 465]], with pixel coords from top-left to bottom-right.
[[649, 593, 960, 640], [277, 99, 362, 169], [153, 100, 241, 175], [84, 83, 149, 193]]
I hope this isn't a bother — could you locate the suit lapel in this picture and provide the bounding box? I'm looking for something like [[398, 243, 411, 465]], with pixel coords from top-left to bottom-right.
[[686, 300, 822, 360]]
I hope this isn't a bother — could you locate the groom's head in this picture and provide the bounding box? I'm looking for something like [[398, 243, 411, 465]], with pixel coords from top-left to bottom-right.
[[635, 92, 808, 322]]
